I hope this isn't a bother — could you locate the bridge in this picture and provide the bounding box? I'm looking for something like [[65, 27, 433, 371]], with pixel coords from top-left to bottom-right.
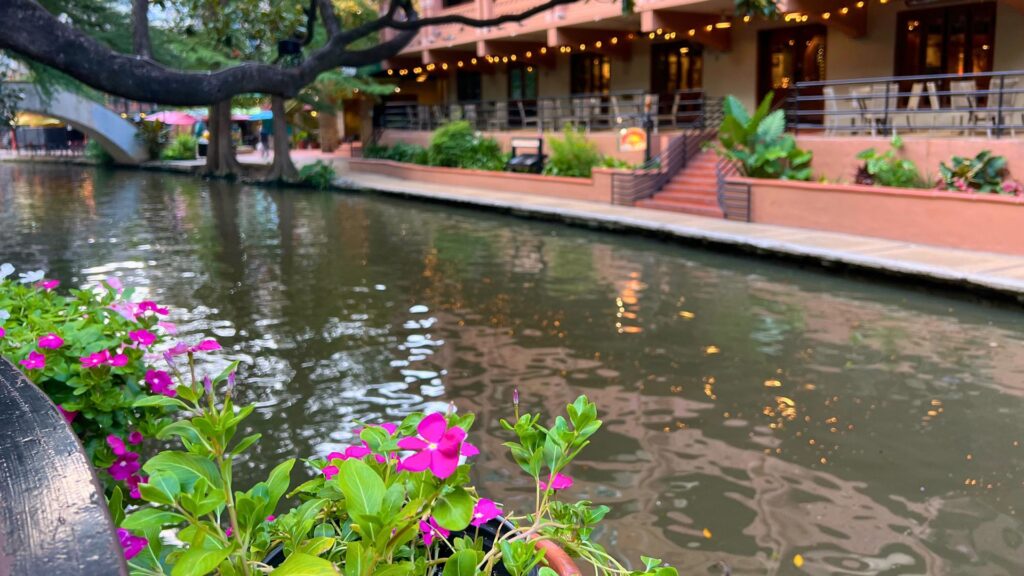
[[11, 82, 147, 164]]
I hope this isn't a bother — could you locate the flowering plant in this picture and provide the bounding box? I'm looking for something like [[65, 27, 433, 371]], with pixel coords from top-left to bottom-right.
[[0, 264, 178, 497], [116, 353, 679, 576]]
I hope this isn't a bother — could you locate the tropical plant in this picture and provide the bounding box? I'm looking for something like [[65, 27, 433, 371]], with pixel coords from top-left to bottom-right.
[[542, 126, 603, 178], [938, 151, 1014, 194], [298, 160, 337, 190], [855, 135, 927, 188], [600, 156, 637, 170], [716, 92, 812, 181], [114, 350, 679, 576], [86, 140, 116, 165], [162, 133, 198, 160], [0, 264, 181, 498], [136, 119, 170, 160], [428, 121, 506, 171], [734, 0, 781, 19]]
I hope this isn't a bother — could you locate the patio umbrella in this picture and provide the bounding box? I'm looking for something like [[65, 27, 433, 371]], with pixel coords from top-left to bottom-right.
[[147, 111, 196, 126], [249, 110, 273, 121]]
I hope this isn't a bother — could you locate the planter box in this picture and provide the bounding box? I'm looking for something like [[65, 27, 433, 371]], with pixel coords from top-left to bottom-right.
[[737, 177, 1024, 255], [348, 158, 618, 204]]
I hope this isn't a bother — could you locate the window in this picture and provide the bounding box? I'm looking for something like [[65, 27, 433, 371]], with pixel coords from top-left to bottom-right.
[[895, 3, 995, 76], [570, 54, 610, 95], [456, 71, 482, 102], [508, 64, 538, 100], [651, 41, 703, 95]]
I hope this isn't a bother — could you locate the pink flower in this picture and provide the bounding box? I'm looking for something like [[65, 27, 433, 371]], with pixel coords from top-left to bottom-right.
[[0, 327, 5, 338], [166, 342, 190, 356], [38, 333, 64, 349], [126, 474, 147, 499], [109, 452, 141, 481], [266, 515, 276, 522], [145, 369, 176, 397], [157, 321, 177, 334], [190, 338, 221, 352], [81, 350, 112, 368], [397, 413, 468, 479], [107, 434, 129, 456], [58, 405, 78, 423], [108, 353, 129, 367], [20, 351, 45, 370], [471, 498, 502, 527], [128, 431, 144, 445], [37, 279, 59, 291], [137, 301, 169, 316], [225, 527, 233, 537], [117, 528, 148, 560], [539, 472, 573, 491], [129, 329, 157, 347], [105, 276, 123, 293], [323, 465, 339, 480], [461, 442, 479, 457], [420, 517, 450, 547]]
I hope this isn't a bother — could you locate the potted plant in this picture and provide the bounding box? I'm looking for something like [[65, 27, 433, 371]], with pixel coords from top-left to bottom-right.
[[114, 352, 677, 576]]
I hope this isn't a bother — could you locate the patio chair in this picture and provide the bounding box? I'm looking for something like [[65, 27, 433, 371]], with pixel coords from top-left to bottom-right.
[[538, 99, 558, 131], [823, 86, 854, 135], [863, 82, 898, 135], [652, 93, 678, 129], [902, 82, 926, 131], [949, 79, 976, 132], [487, 101, 509, 131], [973, 78, 1019, 137], [850, 86, 875, 135], [449, 104, 463, 122], [570, 97, 591, 131], [517, 101, 541, 131], [464, 103, 479, 129]]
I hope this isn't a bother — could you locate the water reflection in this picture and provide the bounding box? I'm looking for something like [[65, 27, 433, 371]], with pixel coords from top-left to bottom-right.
[[2, 164, 1024, 575]]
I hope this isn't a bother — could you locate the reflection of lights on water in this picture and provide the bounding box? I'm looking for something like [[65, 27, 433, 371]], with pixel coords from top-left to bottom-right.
[[678, 310, 695, 319], [703, 345, 720, 355], [764, 379, 782, 387]]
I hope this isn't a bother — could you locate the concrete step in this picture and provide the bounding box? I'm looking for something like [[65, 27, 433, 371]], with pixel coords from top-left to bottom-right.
[[655, 192, 719, 206], [636, 199, 725, 218]]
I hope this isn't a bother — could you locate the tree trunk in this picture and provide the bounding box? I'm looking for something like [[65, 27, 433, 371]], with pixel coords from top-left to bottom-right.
[[204, 100, 241, 177], [318, 111, 339, 153], [266, 96, 299, 183], [132, 0, 153, 58]]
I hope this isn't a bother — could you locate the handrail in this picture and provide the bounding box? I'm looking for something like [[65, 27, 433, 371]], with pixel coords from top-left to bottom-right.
[[793, 69, 1024, 88]]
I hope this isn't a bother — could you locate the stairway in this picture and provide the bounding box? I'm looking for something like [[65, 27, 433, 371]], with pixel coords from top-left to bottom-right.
[[635, 149, 724, 218]]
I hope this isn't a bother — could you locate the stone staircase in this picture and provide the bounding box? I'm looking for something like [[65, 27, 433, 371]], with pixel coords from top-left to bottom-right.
[[635, 149, 724, 218]]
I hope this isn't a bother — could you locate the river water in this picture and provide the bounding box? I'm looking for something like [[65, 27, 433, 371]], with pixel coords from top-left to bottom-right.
[[2, 164, 1023, 575]]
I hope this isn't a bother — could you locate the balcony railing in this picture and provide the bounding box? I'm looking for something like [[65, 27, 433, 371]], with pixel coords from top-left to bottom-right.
[[376, 89, 707, 132], [787, 70, 1024, 138]]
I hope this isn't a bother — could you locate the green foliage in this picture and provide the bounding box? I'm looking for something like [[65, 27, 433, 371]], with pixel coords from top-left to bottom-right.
[[161, 134, 198, 161], [0, 68, 22, 128], [364, 142, 429, 165], [542, 126, 603, 178], [599, 156, 638, 170], [734, 0, 781, 19], [136, 120, 170, 160], [298, 160, 337, 191], [428, 121, 506, 171], [938, 150, 1011, 193], [855, 135, 927, 188], [85, 140, 116, 166], [716, 92, 812, 181], [0, 267, 172, 492]]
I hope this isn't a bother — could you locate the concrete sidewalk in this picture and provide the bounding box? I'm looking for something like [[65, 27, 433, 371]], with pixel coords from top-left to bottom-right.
[[320, 159, 1024, 300]]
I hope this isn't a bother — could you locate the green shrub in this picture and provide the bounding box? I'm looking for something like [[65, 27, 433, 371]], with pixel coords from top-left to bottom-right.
[[542, 126, 602, 178], [387, 141, 429, 164], [855, 135, 927, 188], [600, 156, 637, 170], [362, 143, 390, 159], [428, 120, 505, 171], [716, 92, 812, 180], [134, 120, 169, 160], [160, 134, 197, 160], [298, 160, 336, 190], [85, 140, 115, 165], [938, 150, 1012, 193]]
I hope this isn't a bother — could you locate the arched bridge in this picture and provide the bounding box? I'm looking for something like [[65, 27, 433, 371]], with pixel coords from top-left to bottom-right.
[[11, 82, 147, 164]]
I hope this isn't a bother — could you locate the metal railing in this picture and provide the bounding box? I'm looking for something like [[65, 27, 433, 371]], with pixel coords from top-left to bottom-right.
[[611, 97, 722, 205], [787, 70, 1024, 138], [377, 89, 707, 133], [715, 156, 749, 222]]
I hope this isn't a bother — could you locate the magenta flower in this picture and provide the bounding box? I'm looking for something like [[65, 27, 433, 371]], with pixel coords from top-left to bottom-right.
[[129, 329, 157, 347], [109, 353, 129, 367], [38, 333, 64, 349], [57, 405, 77, 423], [157, 321, 177, 334], [166, 342, 190, 356], [461, 442, 479, 457], [0, 327, 5, 338], [539, 472, 573, 491], [125, 474, 147, 499], [191, 338, 221, 352], [266, 515, 276, 522], [328, 445, 371, 462], [397, 413, 467, 479], [225, 527, 233, 538], [20, 351, 45, 370], [137, 301, 169, 316], [37, 279, 59, 291], [107, 434, 129, 456], [471, 498, 502, 527], [117, 528, 148, 560], [105, 276, 123, 293], [420, 517, 450, 547], [128, 431, 144, 445], [145, 369, 176, 397], [323, 465, 339, 480], [109, 452, 141, 481], [81, 350, 112, 368]]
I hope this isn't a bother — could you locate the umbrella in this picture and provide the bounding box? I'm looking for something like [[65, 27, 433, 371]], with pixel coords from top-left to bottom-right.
[[249, 110, 273, 121], [147, 111, 196, 126]]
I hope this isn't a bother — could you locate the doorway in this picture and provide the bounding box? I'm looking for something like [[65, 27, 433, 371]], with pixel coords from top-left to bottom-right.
[[757, 24, 827, 107]]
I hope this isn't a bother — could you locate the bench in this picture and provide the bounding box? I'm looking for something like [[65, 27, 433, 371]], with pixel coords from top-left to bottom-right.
[[505, 137, 545, 174]]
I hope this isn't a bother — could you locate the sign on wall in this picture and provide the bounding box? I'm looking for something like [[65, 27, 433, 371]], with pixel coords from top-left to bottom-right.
[[618, 127, 647, 152]]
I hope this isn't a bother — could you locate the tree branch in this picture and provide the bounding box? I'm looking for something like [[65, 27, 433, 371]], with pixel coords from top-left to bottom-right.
[[131, 0, 153, 58], [317, 0, 341, 37], [0, 0, 578, 105]]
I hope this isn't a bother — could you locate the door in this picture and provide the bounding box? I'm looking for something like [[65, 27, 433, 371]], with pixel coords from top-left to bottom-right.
[[757, 24, 827, 110]]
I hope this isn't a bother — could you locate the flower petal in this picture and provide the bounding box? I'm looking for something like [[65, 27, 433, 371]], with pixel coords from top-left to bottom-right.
[[398, 449, 432, 473], [417, 413, 448, 443]]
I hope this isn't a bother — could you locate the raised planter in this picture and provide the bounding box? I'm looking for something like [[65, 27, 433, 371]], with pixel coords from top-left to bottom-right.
[[347, 158, 618, 205], [736, 176, 1024, 255]]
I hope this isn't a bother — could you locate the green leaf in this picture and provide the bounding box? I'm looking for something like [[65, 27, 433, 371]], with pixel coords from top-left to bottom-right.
[[144, 451, 223, 491], [264, 458, 295, 517], [433, 486, 473, 531], [122, 508, 187, 531], [275, 552, 340, 575], [158, 420, 203, 443], [108, 487, 125, 527], [297, 536, 336, 557], [133, 395, 189, 410], [139, 472, 181, 506], [231, 433, 261, 456], [722, 95, 750, 127], [171, 547, 233, 576], [641, 556, 661, 570], [336, 459, 384, 517], [538, 568, 558, 576], [442, 549, 480, 576], [756, 110, 785, 142], [344, 541, 375, 576]]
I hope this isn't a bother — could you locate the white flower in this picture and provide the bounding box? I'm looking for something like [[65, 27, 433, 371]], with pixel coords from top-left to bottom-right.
[[0, 263, 14, 280], [0, 310, 9, 321], [17, 270, 45, 284]]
